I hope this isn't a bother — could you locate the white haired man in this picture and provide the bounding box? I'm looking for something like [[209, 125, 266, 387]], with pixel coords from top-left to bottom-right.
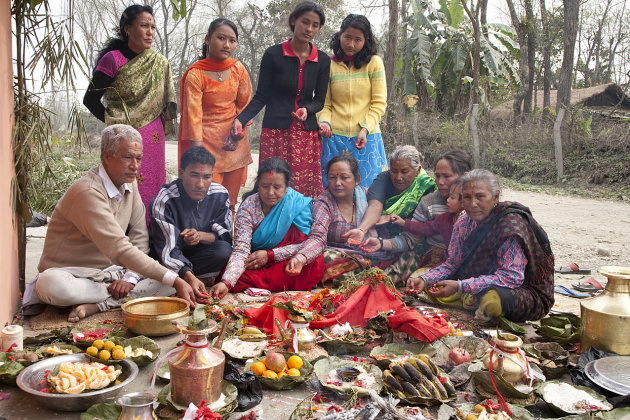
[[25, 124, 203, 322]]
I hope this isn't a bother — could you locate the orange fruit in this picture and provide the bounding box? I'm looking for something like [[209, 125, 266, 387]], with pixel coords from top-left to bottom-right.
[[287, 368, 301, 377], [277, 371, 286, 378], [260, 357, 266, 365], [287, 355, 303, 370], [262, 370, 278, 379], [249, 362, 266, 376]]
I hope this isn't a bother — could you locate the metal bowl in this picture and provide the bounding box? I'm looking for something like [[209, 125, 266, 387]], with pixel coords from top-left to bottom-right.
[[122, 297, 190, 336], [16, 353, 138, 412]]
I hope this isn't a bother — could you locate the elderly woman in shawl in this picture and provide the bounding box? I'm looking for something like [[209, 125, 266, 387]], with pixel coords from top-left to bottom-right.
[[407, 169, 555, 322], [344, 145, 436, 246], [209, 158, 325, 299], [83, 4, 176, 217]]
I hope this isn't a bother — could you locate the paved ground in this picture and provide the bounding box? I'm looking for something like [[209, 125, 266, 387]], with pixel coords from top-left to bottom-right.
[[3, 142, 630, 419]]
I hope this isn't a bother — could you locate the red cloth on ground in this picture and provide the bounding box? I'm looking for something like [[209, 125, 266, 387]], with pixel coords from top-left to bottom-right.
[[387, 306, 451, 342], [310, 283, 404, 329], [244, 293, 315, 336], [232, 224, 325, 293]]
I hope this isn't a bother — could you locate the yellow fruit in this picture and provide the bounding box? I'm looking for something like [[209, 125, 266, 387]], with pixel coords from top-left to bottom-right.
[[113, 345, 124, 352], [92, 339, 104, 350], [114, 380, 121, 385], [277, 371, 286, 378], [287, 368, 300, 377], [250, 362, 266, 376], [99, 350, 111, 360], [86, 346, 98, 357], [112, 349, 125, 360], [262, 370, 278, 379], [103, 341, 115, 351], [287, 355, 303, 370]]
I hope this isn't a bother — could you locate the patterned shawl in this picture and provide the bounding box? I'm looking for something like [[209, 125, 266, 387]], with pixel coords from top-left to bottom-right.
[[105, 48, 177, 130], [454, 201, 555, 320]]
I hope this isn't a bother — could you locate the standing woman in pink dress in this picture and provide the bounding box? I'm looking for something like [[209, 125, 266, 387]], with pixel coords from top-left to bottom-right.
[[84, 4, 176, 218]]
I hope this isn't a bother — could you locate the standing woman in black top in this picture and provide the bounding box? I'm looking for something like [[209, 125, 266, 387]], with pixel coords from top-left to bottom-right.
[[231, 1, 331, 198]]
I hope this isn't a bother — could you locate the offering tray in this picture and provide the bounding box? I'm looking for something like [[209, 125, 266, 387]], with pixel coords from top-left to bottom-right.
[[585, 356, 630, 396]]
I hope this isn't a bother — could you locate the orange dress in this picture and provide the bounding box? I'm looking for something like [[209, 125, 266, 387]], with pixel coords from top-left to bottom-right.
[[179, 60, 253, 205]]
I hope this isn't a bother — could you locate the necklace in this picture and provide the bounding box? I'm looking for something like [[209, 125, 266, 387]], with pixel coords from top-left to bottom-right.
[[217, 71, 224, 82]]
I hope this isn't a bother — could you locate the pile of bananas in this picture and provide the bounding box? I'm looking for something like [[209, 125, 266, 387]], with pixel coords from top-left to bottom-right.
[[383, 355, 456, 401], [237, 327, 267, 342]]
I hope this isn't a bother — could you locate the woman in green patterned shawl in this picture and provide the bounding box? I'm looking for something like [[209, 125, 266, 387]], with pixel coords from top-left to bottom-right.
[[84, 4, 176, 221], [344, 145, 436, 247]]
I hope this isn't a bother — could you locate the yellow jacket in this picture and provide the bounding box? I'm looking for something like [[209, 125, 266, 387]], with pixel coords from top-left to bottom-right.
[[318, 55, 387, 137]]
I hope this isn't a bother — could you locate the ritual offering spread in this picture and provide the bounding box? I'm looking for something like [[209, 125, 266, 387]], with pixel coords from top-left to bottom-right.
[[48, 361, 122, 394]]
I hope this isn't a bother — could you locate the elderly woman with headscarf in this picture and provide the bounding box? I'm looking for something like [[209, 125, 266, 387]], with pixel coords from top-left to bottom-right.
[[344, 145, 435, 246], [407, 169, 555, 321]]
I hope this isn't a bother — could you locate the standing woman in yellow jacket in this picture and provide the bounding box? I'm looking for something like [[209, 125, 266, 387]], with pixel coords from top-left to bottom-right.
[[318, 14, 387, 188]]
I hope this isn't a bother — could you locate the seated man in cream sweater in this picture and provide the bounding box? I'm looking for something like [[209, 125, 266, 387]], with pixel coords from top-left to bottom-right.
[[28, 124, 204, 322]]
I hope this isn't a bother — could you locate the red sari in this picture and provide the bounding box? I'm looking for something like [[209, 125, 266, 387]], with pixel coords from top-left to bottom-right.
[[231, 224, 325, 292]]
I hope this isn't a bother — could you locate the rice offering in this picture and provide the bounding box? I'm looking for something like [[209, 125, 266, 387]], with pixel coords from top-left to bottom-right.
[[221, 338, 267, 359], [543, 382, 612, 414], [48, 361, 121, 394], [326, 366, 376, 389]]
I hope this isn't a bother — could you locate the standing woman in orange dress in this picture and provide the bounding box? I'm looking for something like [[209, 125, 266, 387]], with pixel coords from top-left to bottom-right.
[[178, 18, 253, 212]]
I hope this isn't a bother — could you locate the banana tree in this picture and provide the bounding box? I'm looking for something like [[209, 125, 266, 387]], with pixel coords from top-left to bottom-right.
[[404, 0, 519, 115]]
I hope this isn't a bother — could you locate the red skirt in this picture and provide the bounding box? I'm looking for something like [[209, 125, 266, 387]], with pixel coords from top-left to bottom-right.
[[260, 121, 323, 198], [232, 224, 325, 292]]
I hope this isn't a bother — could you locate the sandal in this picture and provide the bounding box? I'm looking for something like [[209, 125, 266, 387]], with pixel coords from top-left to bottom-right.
[[554, 285, 592, 298], [555, 262, 592, 275], [572, 277, 604, 293]]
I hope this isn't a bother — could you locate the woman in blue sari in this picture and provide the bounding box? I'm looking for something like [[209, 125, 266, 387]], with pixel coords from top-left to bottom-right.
[[209, 157, 325, 299]]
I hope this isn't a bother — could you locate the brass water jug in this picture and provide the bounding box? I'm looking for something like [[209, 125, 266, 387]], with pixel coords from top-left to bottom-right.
[[581, 266, 630, 355]]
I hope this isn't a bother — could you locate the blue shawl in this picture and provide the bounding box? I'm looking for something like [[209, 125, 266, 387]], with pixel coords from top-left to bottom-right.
[[251, 188, 313, 251]]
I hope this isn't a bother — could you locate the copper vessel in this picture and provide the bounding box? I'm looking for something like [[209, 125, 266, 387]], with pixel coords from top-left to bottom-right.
[[168, 318, 227, 407], [581, 266, 630, 355]]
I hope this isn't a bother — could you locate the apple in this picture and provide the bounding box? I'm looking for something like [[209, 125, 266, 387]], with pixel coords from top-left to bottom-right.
[[449, 347, 471, 365]]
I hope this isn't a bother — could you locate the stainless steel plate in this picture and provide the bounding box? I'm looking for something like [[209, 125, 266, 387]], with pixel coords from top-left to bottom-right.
[[585, 356, 630, 396]]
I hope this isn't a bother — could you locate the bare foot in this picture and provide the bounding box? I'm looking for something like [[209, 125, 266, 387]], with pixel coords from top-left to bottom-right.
[[68, 304, 99, 322]]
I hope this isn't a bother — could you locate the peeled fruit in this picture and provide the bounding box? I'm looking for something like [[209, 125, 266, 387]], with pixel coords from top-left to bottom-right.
[[264, 352, 287, 373], [448, 347, 471, 365], [262, 370, 278, 379], [103, 341, 115, 352], [112, 349, 125, 360], [99, 350, 111, 361], [287, 355, 303, 370], [250, 362, 266, 376], [92, 340, 105, 350], [86, 346, 98, 357], [287, 368, 300, 377]]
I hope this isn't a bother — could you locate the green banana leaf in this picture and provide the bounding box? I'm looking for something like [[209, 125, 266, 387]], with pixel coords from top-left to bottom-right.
[[313, 356, 382, 396], [369, 343, 436, 369], [456, 402, 534, 420], [0, 359, 24, 385], [535, 380, 612, 416], [529, 314, 581, 344], [157, 381, 237, 415], [499, 316, 528, 335], [244, 352, 313, 390], [36, 344, 82, 358], [80, 403, 122, 420], [469, 361, 533, 399], [120, 336, 160, 367]]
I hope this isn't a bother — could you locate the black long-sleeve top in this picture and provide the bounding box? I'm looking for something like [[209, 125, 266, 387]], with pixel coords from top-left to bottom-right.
[[83, 44, 138, 122], [237, 40, 330, 131]]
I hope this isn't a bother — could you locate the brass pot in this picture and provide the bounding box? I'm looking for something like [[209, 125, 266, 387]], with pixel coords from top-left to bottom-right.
[[275, 315, 316, 352], [581, 266, 630, 355], [122, 297, 189, 336]]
